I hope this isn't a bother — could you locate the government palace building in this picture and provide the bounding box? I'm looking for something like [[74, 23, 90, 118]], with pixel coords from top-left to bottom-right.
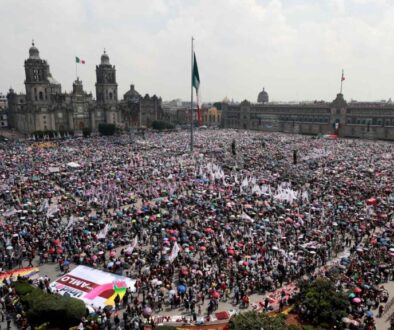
[[222, 88, 394, 140], [6, 43, 162, 134]]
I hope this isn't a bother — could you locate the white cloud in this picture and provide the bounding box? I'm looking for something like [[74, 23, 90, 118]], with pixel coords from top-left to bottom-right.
[[0, 0, 394, 102]]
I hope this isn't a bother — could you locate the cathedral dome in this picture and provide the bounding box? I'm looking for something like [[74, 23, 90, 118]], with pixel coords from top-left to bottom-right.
[[257, 87, 269, 103], [124, 84, 141, 102], [29, 41, 40, 60], [101, 50, 110, 65]]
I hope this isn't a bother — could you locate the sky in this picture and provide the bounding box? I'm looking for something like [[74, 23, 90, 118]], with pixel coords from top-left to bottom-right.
[[1, 0, 394, 103]]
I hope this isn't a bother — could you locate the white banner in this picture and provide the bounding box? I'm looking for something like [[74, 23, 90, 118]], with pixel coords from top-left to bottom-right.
[[169, 242, 180, 263], [97, 224, 109, 239], [50, 265, 136, 309], [126, 235, 138, 255]]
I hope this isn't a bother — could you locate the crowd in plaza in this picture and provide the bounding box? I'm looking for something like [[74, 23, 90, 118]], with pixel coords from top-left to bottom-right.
[[0, 129, 393, 329]]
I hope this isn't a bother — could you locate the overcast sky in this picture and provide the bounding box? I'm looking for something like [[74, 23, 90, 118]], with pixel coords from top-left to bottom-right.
[[1, 0, 394, 103]]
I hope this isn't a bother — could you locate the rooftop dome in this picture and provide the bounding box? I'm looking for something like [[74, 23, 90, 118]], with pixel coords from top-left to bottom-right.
[[222, 96, 230, 103], [101, 49, 110, 65], [124, 84, 141, 101], [257, 87, 269, 103], [29, 41, 40, 60]]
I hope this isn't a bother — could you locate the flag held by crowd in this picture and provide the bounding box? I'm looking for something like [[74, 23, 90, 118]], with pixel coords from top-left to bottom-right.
[[97, 224, 109, 239], [169, 242, 180, 263], [126, 235, 138, 255]]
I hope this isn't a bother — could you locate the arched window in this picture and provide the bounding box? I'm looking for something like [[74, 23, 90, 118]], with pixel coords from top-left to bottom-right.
[[109, 92, 113, 100], [39, 91, 43, 100]]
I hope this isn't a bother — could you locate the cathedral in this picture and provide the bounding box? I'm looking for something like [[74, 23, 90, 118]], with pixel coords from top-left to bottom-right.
[[7, 43, 163, 134]]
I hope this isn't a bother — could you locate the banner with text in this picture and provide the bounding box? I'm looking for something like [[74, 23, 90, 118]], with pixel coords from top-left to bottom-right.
[[49, 265, 136, 308]]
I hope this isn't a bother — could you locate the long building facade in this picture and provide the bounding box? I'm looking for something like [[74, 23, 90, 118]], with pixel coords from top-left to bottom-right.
[[222, 89, 394, 140], [7, 43, 162, 134]]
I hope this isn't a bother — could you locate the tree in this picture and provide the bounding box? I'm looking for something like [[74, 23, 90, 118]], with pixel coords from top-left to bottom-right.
[[98, 123, 116, 136], [13, 281, 86, 329], [32, 130, 44, 139], [228, 311, 287, 330], [82, 127, 91, 137], [213, 102, 222, 110], [295, 278, 349, 326], [152, 120, 175, 130]]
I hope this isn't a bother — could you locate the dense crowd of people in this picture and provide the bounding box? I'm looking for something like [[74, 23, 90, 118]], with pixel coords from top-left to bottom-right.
[[0, 130, 392, 329]]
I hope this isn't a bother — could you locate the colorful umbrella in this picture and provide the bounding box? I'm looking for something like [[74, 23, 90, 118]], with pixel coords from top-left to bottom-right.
[[353, 287, 362, 294], [177, 284, 187, 294], [211, 291, 220, 299]]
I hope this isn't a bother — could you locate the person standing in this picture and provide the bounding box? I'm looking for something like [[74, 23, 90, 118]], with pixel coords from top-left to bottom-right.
[[6, 313, 11, 330]]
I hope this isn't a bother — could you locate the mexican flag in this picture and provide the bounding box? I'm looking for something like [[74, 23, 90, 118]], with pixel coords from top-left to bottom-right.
[[75, 57, 85, 64], [192, 53, 200, 90], [192, 52, 202, 126]]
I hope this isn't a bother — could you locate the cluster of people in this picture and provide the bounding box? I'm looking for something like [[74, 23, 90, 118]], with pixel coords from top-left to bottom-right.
[[0, 129, 393, 329]]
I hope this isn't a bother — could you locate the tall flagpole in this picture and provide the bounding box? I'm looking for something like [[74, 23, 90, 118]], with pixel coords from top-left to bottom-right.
[[340, 69, 344, 94], [190, 37, 194, 152]]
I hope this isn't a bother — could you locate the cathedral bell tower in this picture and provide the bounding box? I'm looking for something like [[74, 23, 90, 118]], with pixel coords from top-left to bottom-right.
[[95, 50, 118, 104], [24, 41, 51, 104]]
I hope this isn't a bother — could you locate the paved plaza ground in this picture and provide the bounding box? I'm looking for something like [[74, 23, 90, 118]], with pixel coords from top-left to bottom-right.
[[0, 130, 393, 329]]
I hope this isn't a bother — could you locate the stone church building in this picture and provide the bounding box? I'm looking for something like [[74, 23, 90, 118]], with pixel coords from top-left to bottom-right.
[[7, 43, 162, 134], [222, 88, 394, 140]]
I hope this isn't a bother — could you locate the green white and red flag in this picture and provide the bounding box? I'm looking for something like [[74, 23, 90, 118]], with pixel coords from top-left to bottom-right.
[[75, 57, 85, 64]]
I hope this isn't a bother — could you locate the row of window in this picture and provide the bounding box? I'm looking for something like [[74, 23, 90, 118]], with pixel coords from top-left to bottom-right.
[[346, 117, 394, 126], [278, 117, 330, 124], [252, 107, 330, 114], [203, 115, 220, 122], [347, 108, 394, 115], [226, 120, 240, 127]]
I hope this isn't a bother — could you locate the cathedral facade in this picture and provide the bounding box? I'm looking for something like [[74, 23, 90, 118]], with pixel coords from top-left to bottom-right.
[[7, 43, 162, 134]]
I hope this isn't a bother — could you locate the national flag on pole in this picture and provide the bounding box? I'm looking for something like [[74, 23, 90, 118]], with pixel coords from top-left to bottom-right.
[[341, 70, 345, 81], [192, 52, 202, 126], [75, 57, 85, 64], [192, 53, 200, 90], [169, 242, 180, 263]]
